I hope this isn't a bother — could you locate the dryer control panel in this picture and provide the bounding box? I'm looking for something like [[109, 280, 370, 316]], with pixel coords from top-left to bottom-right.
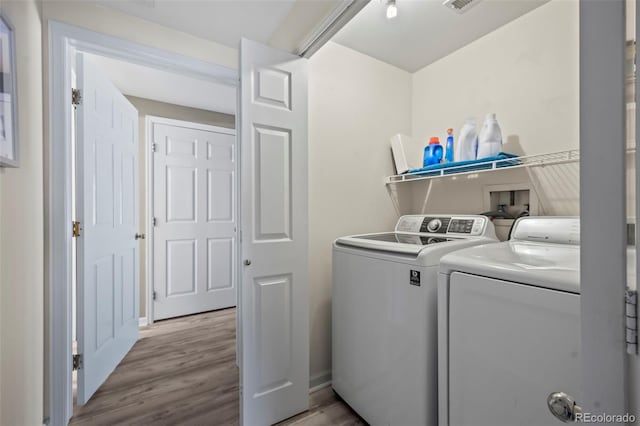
[[395, 215, 489, 236]]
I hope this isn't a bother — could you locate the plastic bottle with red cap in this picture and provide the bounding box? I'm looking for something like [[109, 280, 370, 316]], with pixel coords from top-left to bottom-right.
[[423, 136, 443, 166]]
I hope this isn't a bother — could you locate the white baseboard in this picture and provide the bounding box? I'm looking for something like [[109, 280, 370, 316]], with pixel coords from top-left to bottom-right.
[[139, 317, 148, 327], [309, 370, 332, 393]]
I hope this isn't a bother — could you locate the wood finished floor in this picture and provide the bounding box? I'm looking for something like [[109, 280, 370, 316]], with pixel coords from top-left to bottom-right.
[[71, 308, 364, 426]]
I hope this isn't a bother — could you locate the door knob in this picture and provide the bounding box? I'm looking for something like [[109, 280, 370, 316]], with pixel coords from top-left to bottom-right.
[[244, 259, 252, 266], [547, 392, 582, 423], [135, 233, 146, 240]]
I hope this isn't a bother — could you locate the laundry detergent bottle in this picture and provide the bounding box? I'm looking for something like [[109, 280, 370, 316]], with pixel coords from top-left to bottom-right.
[[423, 137, 444, 166], [477, 113, 503, 159], [455, 118, 478, 161]]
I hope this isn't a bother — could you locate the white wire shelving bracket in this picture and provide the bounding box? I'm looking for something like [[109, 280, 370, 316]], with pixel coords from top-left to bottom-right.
[[385, 149, 580, 184], [384, 149, 581, 216]]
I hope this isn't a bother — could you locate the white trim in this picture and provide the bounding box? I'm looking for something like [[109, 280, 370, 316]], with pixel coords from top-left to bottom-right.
[[138, 317, 148, 327], [147, 115, 236, 135], [50, 22, 236, 86], [308, 371, 332, 393], [145, 116, 154, 326], [46, 20, 237, 426], [296, 0, 370, 58], [144, 115, 237, 325], [579, 0, 627, 416]]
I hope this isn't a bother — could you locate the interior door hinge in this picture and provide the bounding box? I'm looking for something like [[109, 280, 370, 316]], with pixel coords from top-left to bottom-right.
[[73, 353, 83, 371], [152, 217, 157, 227], [72, 88, 82, 106], [153, 290, 157, 301], [626, 289, 638, 355], [152, 143, 158, 153], [72, 221, 82, 238]]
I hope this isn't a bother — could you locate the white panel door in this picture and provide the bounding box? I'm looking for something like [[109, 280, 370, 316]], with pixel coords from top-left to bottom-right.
[[152, 120, 237, 320], [240, 38, 309, 426], [76, 53, 139, 405]]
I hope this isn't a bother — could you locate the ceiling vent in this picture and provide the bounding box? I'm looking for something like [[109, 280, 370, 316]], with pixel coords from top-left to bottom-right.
[[442, 0, 481, 14]]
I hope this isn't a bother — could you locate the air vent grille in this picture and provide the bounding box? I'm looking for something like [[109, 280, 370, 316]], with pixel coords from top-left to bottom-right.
[[443, 0, 480, 14]]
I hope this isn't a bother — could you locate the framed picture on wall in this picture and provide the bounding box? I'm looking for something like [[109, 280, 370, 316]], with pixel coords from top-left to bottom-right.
[[0, 13, 18, 167]]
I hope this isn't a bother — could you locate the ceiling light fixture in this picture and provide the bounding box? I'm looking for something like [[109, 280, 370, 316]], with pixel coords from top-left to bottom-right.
[[386, 0, 398, 19]]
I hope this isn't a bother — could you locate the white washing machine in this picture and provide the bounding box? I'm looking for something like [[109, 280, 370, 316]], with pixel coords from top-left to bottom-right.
[[332, 214, 498, 426], [438, 216, 584, 426]]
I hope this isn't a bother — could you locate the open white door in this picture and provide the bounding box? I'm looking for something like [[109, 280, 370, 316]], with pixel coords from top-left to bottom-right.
[[239, 38, 309, 425], [76, 52, 140, 405]]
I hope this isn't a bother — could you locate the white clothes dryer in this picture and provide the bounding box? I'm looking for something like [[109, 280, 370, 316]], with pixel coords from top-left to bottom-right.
[[332, 214, 498, 426], [438, 217, 585, 426]]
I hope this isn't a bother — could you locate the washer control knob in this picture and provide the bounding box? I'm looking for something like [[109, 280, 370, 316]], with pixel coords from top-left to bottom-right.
[[427, 218, 442, 233]]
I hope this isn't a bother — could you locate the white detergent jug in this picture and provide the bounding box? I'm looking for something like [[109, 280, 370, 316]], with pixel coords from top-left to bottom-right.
[[477, 113, 503, 159], [455, 118, 478, 162]]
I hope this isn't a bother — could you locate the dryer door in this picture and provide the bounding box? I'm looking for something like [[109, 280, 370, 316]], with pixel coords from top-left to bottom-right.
[[447, 272, 580, 426]]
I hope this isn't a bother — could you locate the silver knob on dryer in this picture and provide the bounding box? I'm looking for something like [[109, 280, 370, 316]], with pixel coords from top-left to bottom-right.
[[547, 392, 582, 423]]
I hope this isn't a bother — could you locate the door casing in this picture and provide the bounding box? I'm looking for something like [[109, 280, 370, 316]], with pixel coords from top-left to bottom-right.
[[46, 21, 237, 426], [579, 0, 628, 416]]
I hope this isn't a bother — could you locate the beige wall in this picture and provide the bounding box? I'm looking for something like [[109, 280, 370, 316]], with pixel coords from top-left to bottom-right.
[[0, 0, 44, 425], [412, 0, 579, 156], [307, 41, 411, 381], [124, 96, 235, 319], [408, 0, 580, 217]]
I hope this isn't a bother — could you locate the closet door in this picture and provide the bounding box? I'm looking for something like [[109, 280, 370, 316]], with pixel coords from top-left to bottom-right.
[[152, 119, 237, 320]]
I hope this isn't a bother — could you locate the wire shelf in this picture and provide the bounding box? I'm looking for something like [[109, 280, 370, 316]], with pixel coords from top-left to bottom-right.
[[385, 149, 581, 185]]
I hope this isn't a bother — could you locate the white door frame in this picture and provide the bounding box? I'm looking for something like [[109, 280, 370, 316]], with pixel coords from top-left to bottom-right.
[[579, 0, 628, 417], [46, 21, 237, 426], [144, 115, 237, 325]]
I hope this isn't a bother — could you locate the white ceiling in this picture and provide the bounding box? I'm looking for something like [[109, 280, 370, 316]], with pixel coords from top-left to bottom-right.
[[99, 0, 298, 48], [86, 53, 237, 114], [332, 0, 550, 72]]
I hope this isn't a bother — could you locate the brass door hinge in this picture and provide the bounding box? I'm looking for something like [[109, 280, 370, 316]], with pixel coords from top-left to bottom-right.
[[72, 88, 82, 106], [73, 354, 83, 371], [626, 289, 638, 355], [72, 221, 82, 238]]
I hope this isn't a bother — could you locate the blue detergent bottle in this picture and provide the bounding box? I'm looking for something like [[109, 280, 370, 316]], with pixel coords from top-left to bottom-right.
[[445, 128, 454, 162], [423, 137, 443, 166]]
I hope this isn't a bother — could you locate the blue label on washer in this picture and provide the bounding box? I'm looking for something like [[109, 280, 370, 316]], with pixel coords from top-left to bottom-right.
[[410, 270, 421, 286]]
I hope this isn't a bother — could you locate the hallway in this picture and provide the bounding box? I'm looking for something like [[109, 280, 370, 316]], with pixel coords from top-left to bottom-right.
[[71, 308, 363, 425], [71, 309, 238, 425]]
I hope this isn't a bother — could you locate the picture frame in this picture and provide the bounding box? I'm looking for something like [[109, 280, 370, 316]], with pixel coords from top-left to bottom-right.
[[0, 13, 18, 167]]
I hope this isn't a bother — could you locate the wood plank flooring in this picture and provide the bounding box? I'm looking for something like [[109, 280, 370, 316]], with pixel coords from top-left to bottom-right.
[[71, 308, 364, 426]]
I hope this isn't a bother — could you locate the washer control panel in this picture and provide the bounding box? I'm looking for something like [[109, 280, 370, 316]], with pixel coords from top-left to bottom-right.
[[395, 215, 488, 236]]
